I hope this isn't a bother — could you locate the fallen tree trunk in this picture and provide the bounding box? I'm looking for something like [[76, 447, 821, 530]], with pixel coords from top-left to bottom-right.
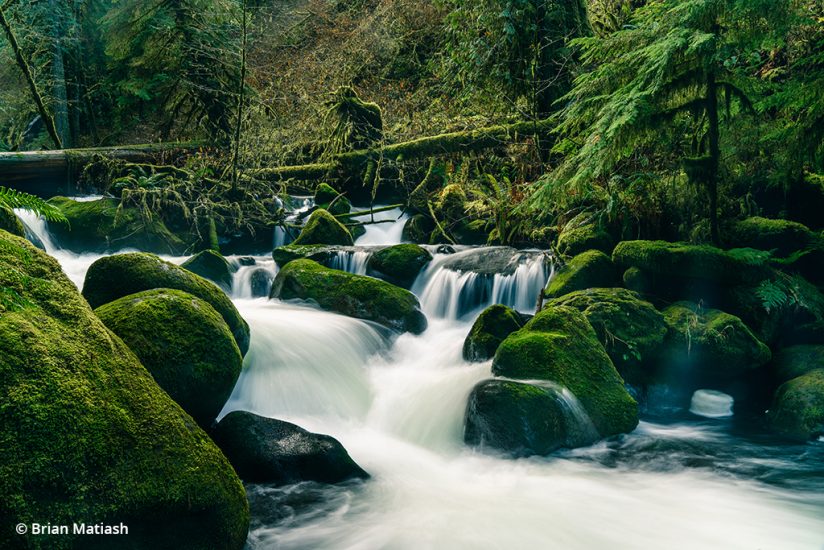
[[254, 118, 555, 182], [0, 142, 201, 196]]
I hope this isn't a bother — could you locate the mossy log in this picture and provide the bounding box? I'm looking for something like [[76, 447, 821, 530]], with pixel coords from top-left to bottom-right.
[[255, 118, 555, 182], [0, 142, 201, 196]]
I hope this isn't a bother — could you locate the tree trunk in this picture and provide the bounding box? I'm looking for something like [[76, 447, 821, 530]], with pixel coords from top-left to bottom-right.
[[230, 0, 248, 193], [0, 7, 63, 149], [707, 67, 720, 246], [49, 0, 70, 148]]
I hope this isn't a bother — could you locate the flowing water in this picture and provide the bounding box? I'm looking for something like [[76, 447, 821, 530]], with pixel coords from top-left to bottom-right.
[[16, 201, 824, 549]]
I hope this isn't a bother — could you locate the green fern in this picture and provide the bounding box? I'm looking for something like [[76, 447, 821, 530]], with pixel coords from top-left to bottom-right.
[[0, 186, 67, 224]]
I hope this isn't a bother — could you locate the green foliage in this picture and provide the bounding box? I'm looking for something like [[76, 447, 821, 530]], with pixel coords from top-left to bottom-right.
[[0, 185, 66, 223]]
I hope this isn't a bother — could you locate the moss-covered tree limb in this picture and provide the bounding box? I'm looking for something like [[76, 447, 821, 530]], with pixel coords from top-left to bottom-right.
[[0, 6, 63, 149], [255, 117, 555, 181]]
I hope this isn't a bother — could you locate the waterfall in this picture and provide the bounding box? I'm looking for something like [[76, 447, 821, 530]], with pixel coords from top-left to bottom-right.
[[229, 256, 278, 299], [328, 249, 370, 275], [414, 248, 552, 319], [353, 207, 409, 245]]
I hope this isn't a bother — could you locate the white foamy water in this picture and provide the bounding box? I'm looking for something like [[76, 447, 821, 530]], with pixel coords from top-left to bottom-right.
[[352, 206, 409, 245], [329, 249, 370, 275], [16, 204, 824, 550]]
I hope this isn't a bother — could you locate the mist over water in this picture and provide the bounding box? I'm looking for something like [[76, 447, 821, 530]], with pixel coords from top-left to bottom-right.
[[19, 202, 824, 550]]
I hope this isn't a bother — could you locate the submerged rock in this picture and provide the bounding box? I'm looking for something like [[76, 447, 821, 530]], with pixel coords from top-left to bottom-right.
[[182, 249, 235, 291], [768, 369, 824, 441], [83, 252, 250, 355], [366, 243, 432, 288], [0, 230, 248, 549], [249, 268, 274, 297], [659, 301, 771, 387], [270, 259, 427, 334], [292, 208, 353, 246], [547, 288, 667, 384], [47, 196, 194, 254], [557, 222, 613, 257], [464, 380, 598, 457], [544, 250, 617, 299], [492, 306, 638, 437], [95, 289, 243, 428], [212, 411, 369, 484], [463, 304, 525, 363]]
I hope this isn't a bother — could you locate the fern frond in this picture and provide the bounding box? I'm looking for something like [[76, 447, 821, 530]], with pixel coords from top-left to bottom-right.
[[0, 186, 68, 224]]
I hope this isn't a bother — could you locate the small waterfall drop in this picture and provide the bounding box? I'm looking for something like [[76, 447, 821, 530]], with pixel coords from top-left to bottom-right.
[[329, 249, 370, 275], [353, 207, 409, 245], [229, 256, 278, 299]]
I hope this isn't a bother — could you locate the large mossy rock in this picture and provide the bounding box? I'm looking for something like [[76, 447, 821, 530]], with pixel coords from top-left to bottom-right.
[[729, 217, 814, 257], [292, 208, 353, 246], [768, 369, 824, 441], [314, 183, 351, 216], [557, 223, 613, 257], [463, 304, 525, 362], [402, 214, 435, 243], [48, 196, 193, 254], [0, 230, 248, 550], [95, 289, 243, 428], [82, 253, 250, 355], [547, 288, 667, 384], [272, 244, 345, 268], [660, 302, 771, 386], [0, 206, 25, 237], [270, 259, 427, 334], [464, 380, 598, 456], [181, 249, 234, 290], [544, 250, 617, 299], [366, 244, 432, 288], [212, 411, 368, 484], [771, 345, 824, 385], [492, 306, 638, 437]]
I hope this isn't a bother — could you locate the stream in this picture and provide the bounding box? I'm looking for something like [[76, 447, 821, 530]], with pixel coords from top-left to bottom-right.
[[16, 203, 824, 550]]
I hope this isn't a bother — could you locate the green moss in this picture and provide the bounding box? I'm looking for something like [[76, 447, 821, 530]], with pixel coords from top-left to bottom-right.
[[314, 183, 351, 216], [48, 196, 194, 254], [492, 306, 638, 437], [464, 380, 577, 456], [545, 250, 618, 299], [660, 301, 771, 385], [548, 288, 667, 384], [772, 345, 824, 384], [0, 231, 248, 550], [181, 249, 234, 290], [366, 244, 432, 288], [557, 223, 613, 257], [463, 304, 524, 362], [729, 217, 813, 257], [768, 369, 824, 441], [82, 252, 250, 355], [95, 289, 243, 428], [612, 240, 771, 286], [292, 208, 353, 246], [622, 266, 651, 293], [435, 184, 467, 221], [271, 244, 347, 268], [453, 218, 489, 245], [270, 259, 427, 334], [0, 206, 25, 237]]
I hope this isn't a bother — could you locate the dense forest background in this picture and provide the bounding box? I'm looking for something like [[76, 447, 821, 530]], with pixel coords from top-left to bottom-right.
[[1, 0, 822, 246]]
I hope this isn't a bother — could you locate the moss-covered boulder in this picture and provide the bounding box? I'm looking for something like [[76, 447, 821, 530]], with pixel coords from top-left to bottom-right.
[[544, 250, 618, 299], [547, 288, 667, 384], [729, 217, 814, 257], [270, 259, 427, 334], [292, 208, 353, 246], [492, 306, 638, 437], [212, 411, 368, 484], [82, 253, 250, 355], [95, 289, 243, 428], [181, 249, 234, 290], [0, 206, 25, 237], [0, 230, 248, 550], [464, 380, 598, 456], [272, 244, 343, 268], [463, 304, 525, 362], [660, 302, 771, 387], [48, 196, 193, 254], [557, 223, 613, 257], [767, 369, 824, 441], [453, 219, 490, 245], [435, 184, 467, 221], [314, 183, 351, 216], [771, 345, 824, 385], [366, 244, 432, 288], [402, 214, 435, 243]]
